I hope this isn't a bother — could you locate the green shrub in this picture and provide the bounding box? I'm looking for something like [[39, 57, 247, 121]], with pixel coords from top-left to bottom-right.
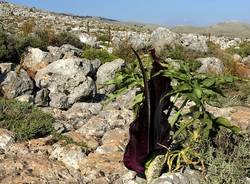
[[82, 48, 117, 64], [15, 34, 47, 55], [207, 41, 236, 75], [53, 32, 85, 49], [227, 41, 250, 58], [201, 128, 250, 184], [96, 33, 110, 42], [0, 28, 8, 60], [160, 44, 206, 61], [113, 39, 137, 62], [0, 29, 20, 64], [0, 98, 54, 141]]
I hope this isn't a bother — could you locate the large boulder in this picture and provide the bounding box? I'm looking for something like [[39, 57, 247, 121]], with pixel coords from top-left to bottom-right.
[[180, 33, 208, 52], [21, 47, 53, 78], [96, 58, 125, 94], [196, 57, 225, 75], [35, 58, 96, 109], [150, 27, 180, 53], [1, 69, 34, 99], [112, 31, 150, 50], [47, 44, 83, 61]]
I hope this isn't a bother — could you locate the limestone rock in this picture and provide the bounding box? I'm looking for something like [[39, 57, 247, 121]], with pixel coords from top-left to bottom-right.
[[242, 55, 250, 67], [0, 129, 14, 153], [0, 63, 15, 75], [77, 116, 108, 138], [35, 58, 96, 109], [60, 44, 83, 59], [65, 131, 99, 150], [151, 168, 201, 184], [15, 94, 34, 104], [79, 33, 98, 47], [196, 57, 224, 75], [235, 63, 250, 78], [22, 47, 53, 78], [211, 36, 242, 50], [180, 33, 208, 52], [50, 143, 86, 169], [34, 88, 49, 107], [150, 27, 180, 53], [112, 31, 150, 50], [96, 128, 128, 153], [1, 69, 34, 99], [0, 155, 85, 184], [63, 102, 102, 120], [96, 58, 125, 94], [79, 152, 124, 181], [233, 54, 242, 62]]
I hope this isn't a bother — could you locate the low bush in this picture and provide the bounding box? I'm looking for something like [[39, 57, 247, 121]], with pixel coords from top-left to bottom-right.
[[160, 44, 206, 61], [53, 32, 85, 49], [227, 41, 250, 58], [112, 39, 138, 63], [0, 98, 54, 141], [82, 48, 117, 64], [201, 128, 250, 184]]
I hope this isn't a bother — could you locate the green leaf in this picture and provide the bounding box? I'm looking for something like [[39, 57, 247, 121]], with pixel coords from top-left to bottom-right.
[[169, 111, 181, 128], [214, 117, 241, 135], [131, 93, 144, 107], [202, 78, 216, 87], [193, 83, 202, 99]]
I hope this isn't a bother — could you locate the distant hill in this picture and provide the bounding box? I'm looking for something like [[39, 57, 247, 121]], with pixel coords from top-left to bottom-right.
[[170, 22, 250, 38]]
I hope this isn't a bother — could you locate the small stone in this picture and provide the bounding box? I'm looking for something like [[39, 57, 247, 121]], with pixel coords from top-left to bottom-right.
[[50, 143, 86, 169], [0, 129, 15, 153], [34, 88, 49, 107], [77, 116, 108, 138]]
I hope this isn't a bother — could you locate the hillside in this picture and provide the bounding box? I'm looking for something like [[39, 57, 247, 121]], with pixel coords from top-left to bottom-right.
[[171, 21, 250, 38]]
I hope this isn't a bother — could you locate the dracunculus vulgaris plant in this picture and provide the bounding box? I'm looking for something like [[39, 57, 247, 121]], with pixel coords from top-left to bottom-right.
[[109, 48, 241, 176]]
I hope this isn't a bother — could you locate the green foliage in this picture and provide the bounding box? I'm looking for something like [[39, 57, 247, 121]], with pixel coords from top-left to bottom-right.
[[212, 79, 250, 107], [160, 44, 206, 61], [201, 128, 250, 184], [106, 54, 152, 112], [0, 28, 8, 60], [53, 32, 85, 49], [0, 26, 86, 64], [156, 60, 241, 172], [207, 41, 237, 75], [96, 33, 110, 42], [113, 39, 138, 62], [82, 48, 117, 64], [0, 98, 54, 141], [227, 41, 250, 58], [0, 28, 19, 63]]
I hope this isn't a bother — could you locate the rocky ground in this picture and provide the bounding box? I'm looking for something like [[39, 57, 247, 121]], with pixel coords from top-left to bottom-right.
[[1, 1, 250, 184]]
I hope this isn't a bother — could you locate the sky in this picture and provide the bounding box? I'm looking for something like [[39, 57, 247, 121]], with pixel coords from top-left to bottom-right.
[[7, 0, 250, 26]]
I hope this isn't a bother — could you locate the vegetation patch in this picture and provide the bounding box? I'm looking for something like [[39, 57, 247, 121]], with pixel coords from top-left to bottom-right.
[[0, 98, 54, 141], [227, 41, 250, 58], [82, 47, 117, 64], [201, 128, 250, 184]]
